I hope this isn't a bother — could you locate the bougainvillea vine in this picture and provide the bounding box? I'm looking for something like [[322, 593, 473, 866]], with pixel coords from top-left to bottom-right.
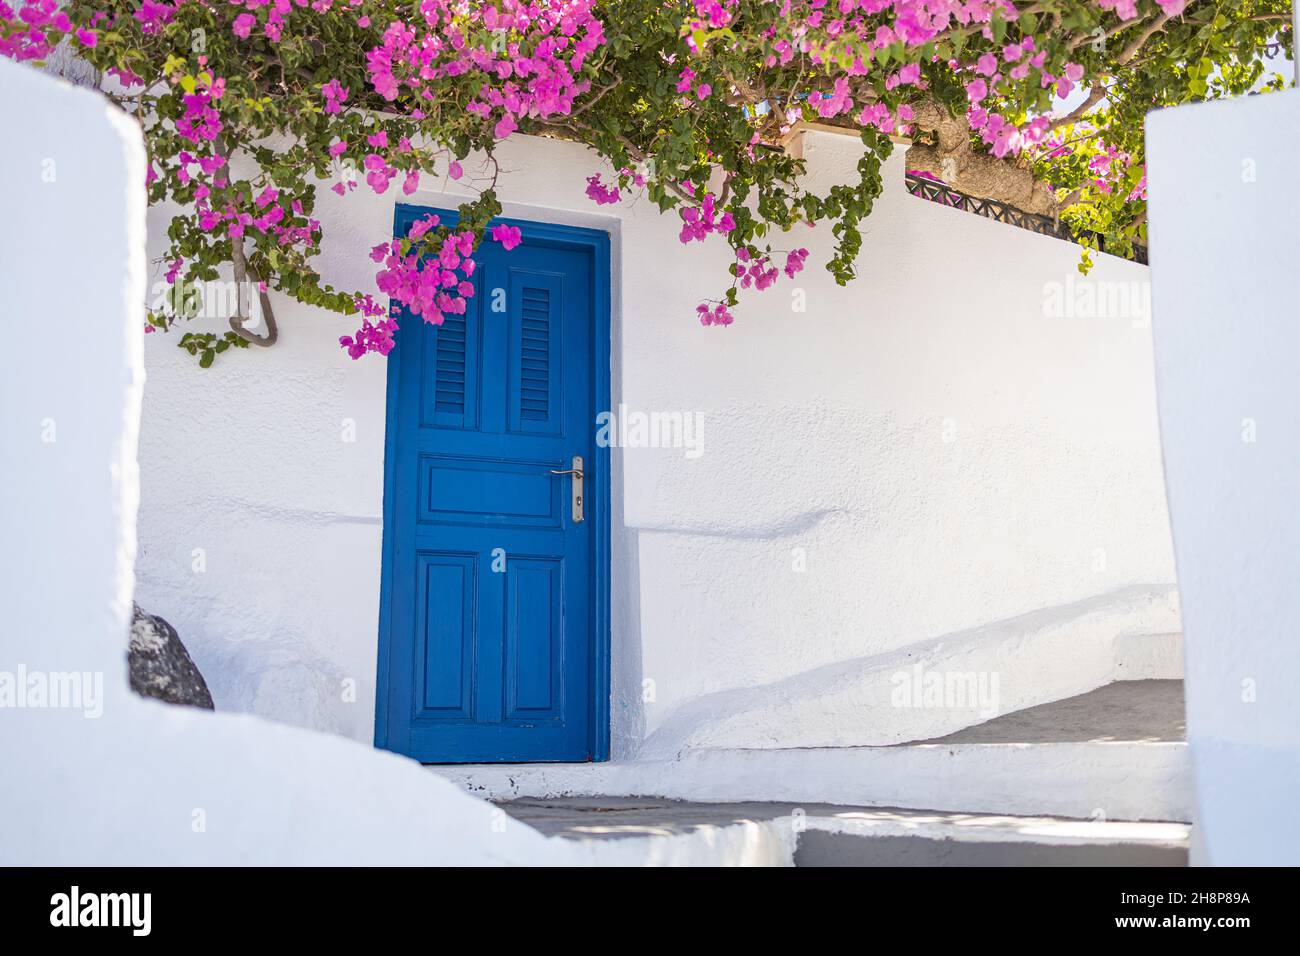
[[1, 1, 1291, 362]]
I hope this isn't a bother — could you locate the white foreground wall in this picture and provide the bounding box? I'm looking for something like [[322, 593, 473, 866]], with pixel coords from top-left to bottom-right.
[[134, 127, 1177, 755], [0, 58, 627, 867], [1147, 89, 1300, 865]]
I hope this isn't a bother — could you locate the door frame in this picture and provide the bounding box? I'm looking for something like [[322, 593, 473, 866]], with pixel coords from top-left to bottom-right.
[[374, 204, 612, 762]]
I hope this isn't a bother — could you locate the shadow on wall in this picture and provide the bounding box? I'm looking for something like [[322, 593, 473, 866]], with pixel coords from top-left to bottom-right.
[[638, 583, 1181, 756], [132, 557, 367, 739], [200, 635, 354, 734]]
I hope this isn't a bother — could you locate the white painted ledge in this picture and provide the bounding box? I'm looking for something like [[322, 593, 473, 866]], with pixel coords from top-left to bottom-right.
[[437, 739, 1192, 823]]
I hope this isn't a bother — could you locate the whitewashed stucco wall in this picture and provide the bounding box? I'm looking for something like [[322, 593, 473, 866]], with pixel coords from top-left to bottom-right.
[[134, 129, 1176, 755], [1147, 89, 1300, 865]]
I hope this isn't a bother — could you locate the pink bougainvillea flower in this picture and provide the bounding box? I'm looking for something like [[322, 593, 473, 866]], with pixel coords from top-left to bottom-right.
[[232, 13, 255, 39], [696, 303, 733, 327], [494, 114, 517, 139], [585, 174, 620, 205], [677, 191, 733, 243], [491, 223, 522, 250], [783, 248, 809, 279], [322, 78, 349, 114], [408, 214, 440, 240], [1097, 0, 1141, 19], [812, 77, 852, 118]]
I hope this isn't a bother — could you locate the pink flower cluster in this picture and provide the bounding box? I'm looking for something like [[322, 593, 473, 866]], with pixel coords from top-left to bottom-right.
[[341, 214, 481, 358], [1096, 0, 1182, 19], [0, 0, 99, 60], [689, 0, 738, 31], [222, 0, 327, 44], [763, 0, 1025, 71], [196, 181, 320, 248], [812, 77, 854, 119], [176, 73, 225, 145], [339, 298, 398, 360], [585, 174, 621, 205], [689, 243, 809, 327], [322, 77, 349, 114], [678, 193, 735, 243], [675, 67, 713, 101], [857, 100, 915, 136], [1031, 126, 1145, 205], [377, 217, 476, 320], [1084, 141, 1142, 197], [763, 0, 1168, 163], [697, 303, 734, 327], [491, 223, 523, 250], [343, 220, 527, 359], [1126, 168, 1147, 202], [365, 1, 606, 145], [783, 248, 809, 278], [134, 0, 177, 34]]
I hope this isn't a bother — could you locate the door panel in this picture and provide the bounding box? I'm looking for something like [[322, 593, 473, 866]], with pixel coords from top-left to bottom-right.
[[378, 208, 609, 763], [415, 552, 475, 717], [505, 557, 563, 718]]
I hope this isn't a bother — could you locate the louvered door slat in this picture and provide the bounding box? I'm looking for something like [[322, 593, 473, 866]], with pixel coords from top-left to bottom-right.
[[509, 271, 563, 434]]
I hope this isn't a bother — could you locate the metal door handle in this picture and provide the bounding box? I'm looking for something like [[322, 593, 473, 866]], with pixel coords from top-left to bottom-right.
[[549, 456, 584, 522]]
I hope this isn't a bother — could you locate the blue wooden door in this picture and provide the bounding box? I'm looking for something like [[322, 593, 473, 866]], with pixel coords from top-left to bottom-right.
[[377, 208, 610, 763]]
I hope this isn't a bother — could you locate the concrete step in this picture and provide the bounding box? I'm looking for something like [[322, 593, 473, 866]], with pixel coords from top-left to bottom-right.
[[499, 797, 1189, 866], [921, 679, 1185, 744], [435, 681, 1190, 821]]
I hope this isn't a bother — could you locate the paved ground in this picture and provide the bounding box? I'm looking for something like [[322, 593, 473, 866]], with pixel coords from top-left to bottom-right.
[[493, 681, 1191, 864], [922, 679, 1185, 744], [500, 796, 792, 840], [497, 797, 1189, 865]]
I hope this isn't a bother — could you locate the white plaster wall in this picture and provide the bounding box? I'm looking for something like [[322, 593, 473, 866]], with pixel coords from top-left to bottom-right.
[[1146, 88, 1300, 865], [133, 126, 1177, 754]]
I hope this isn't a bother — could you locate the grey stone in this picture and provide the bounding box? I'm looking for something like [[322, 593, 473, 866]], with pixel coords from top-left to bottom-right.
[[128, 604, 214, 710]]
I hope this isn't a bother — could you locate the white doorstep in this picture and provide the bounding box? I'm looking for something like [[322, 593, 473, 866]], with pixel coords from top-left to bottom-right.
[[433, 739, 1191, 823]]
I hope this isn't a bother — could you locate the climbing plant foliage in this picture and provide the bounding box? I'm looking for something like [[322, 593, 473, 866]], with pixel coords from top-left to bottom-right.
[[2, 0, 1291, 363]]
